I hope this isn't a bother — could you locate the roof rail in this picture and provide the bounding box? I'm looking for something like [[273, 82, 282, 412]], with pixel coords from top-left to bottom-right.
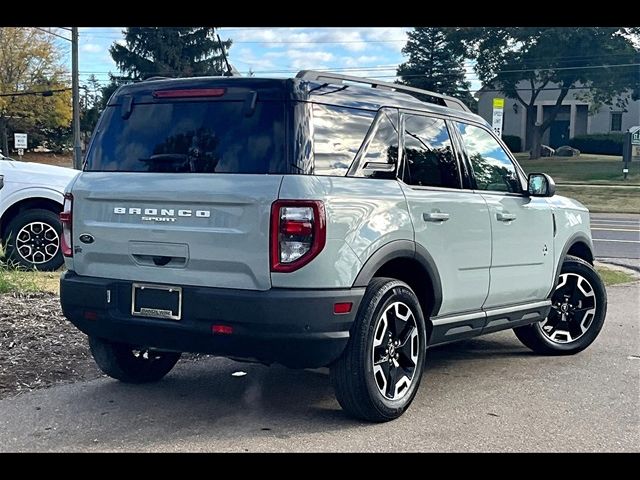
[[144, 76, 172, 81], [296, 70, 470, 113]]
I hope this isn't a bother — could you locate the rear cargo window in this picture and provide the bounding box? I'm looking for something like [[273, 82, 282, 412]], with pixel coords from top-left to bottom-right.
[[311, 103, 375, 176], [85, 100, 286, 173]]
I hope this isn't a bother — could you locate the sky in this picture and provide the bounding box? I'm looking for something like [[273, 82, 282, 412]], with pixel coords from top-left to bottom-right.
[[50, 27, 482, 91]]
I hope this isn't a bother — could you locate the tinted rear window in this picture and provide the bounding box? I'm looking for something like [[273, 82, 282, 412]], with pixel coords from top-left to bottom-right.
[[85, 100, 286, 173]]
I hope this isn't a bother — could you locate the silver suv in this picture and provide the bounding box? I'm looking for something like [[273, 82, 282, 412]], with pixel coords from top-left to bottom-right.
[[60, 71, 607, 422]]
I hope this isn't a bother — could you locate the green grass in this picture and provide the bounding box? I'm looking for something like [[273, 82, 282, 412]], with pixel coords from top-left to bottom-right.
[[515, 153, 640, 185], [0, 267, 60, 294], [596, 266, 637, 286], [555, 185, 640, 214]]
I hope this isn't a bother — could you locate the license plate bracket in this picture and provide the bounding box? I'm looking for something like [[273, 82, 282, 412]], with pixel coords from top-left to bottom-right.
[[131, 283, 182, 321]]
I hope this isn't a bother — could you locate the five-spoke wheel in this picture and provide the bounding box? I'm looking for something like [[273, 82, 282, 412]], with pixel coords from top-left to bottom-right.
[[514, 255, 607, 355], [331, 277, 427, 422]]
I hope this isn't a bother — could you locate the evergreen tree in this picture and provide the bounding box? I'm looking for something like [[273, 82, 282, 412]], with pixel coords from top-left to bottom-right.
[[110, 27, 232, 80], [397, 28, 475, 110]]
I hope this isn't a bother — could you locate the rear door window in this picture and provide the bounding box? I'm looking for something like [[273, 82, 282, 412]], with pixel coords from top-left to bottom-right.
[[401, 114, 460, 188], [86, 100, 286, 173]]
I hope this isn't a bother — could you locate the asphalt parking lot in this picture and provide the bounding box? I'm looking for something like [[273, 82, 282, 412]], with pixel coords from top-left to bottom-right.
[[0, 282, 637, 452]]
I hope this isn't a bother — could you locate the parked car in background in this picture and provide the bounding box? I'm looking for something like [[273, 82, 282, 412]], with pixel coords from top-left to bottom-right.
[[0, 152, 79, 271]]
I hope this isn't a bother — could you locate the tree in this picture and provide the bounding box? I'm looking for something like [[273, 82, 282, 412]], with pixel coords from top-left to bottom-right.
[[80, 74, 102, 138], [397, 27, 476, 110], [0, 28, 72, 155], [109, 27, 232, 80], [455, 27, 640, 158]]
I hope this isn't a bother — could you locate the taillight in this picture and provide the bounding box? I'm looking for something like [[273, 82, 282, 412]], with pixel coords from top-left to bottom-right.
[[60, 193, 73, 257], [270, 200, 326, 273]]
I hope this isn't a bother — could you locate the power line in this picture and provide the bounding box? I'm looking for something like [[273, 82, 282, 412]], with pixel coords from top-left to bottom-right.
[[34, 27, 71, 42], [0, 88, 71, 98]]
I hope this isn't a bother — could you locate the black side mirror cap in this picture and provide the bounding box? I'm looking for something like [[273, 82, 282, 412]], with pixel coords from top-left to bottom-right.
[[527, 173, 556, 197]]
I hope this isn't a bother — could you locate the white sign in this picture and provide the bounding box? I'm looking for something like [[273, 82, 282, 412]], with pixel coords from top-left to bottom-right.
[[492, 98, 505, 137], [17, 148, 24, 157], [14, 133, 27, 149]]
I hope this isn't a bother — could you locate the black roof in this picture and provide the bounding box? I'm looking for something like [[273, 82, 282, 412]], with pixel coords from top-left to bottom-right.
[[109, 75, 487, 127]]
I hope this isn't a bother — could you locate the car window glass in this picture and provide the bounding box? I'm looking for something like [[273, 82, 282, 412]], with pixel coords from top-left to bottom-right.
[[312, 103, 375, 176], [456, 123, 521, 193], [354, 108, 399, 178], [402, 115, 459, 188]]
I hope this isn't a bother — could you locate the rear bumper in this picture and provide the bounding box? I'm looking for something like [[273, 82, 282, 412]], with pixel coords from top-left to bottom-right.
[[60, 271, 364, 368]]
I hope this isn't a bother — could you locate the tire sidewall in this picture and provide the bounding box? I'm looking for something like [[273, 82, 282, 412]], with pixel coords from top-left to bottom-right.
[[534, 258, 607, 352], [4, 209, 63, 271], [362, 282, 427, 416]]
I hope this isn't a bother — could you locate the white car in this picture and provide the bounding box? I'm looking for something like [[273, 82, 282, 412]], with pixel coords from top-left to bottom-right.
[[0, 153, 79, 270]]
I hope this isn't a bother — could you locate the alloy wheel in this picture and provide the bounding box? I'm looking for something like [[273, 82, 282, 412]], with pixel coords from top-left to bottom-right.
[[371, 301, 420, 400], [541, 273, 597, 343], [15, 221, 60, 265]]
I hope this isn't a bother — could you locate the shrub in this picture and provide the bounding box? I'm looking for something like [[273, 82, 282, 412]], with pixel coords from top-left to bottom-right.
[[569, 134, 624, 155], [502, 135, 522, 153]]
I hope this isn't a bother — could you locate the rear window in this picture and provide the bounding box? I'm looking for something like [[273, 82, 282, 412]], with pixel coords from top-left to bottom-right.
[[85, 100, 286, 173]]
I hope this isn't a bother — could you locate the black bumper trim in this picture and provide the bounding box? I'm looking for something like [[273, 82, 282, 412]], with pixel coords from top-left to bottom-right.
[[60, 271, 365, 368]]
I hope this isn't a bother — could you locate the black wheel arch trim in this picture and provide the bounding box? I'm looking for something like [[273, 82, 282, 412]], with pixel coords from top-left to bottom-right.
[[549, 232, 594, 298], [352, 239, 443, 317]]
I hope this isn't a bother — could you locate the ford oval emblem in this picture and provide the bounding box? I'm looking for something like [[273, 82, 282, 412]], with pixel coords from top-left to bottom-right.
[[79, 233, 95, 244]]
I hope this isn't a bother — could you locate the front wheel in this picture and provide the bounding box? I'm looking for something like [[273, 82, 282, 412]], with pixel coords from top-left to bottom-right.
[[514, 255, 607, 355], [89, 336, 181, 383], [330, 277, 427, 422]]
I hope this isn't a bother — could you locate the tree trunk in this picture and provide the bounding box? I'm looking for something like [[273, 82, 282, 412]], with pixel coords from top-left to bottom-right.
[[530, 124, 543, 159], [524, 106, 537, 151], [0, 118, 8, 158]]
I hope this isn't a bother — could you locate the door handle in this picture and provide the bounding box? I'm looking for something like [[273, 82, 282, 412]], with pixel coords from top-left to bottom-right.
[[423, 212, 450, 222], [496, 212, 517, 222]]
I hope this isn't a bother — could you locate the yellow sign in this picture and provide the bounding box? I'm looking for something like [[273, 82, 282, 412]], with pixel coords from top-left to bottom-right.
[[493, 98, 505, 109]]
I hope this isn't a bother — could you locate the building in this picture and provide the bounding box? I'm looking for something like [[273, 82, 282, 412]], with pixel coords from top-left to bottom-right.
[[477, 81, 640, 150]]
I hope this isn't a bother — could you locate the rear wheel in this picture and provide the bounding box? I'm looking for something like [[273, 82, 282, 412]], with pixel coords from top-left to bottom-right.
[[3, 209, 63, 271], [330, 277, 427, 422], [89, 336, 181, 383], [514, 255, 607, 355]]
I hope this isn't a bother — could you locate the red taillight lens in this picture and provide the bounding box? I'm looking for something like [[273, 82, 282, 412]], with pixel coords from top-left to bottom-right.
[[60, 193, 73, 257], [212, 325, 233, 335], [152, 88, 226, 99], [270, 200, 326, 273]]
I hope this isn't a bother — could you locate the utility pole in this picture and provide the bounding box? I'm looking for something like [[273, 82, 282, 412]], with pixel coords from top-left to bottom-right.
[[72, 27, 82, 170]]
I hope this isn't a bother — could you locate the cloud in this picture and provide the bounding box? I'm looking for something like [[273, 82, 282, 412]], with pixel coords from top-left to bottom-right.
[[284, 49, 334, 69], [81, 43, 103, 53], [218, 27, 408, 53]]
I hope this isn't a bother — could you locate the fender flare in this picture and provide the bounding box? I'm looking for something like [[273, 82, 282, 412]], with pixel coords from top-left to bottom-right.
[[352, 239, 443, 317], [548, 231, 594, 297]]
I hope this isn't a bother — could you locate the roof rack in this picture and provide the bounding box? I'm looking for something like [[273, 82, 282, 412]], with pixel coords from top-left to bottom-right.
[[296, 70, 470, 113], [144, 76, 172, 81]]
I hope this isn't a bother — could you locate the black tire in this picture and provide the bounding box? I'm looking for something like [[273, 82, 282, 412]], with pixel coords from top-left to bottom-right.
[[330, 277, 427, 422], [3, 208, 64, 271], [514, 255, 607, 355], [89, 336, 181, 384]]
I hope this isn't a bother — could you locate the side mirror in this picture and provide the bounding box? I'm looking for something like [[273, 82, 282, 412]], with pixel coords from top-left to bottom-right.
[[527, 173, 556, 197]]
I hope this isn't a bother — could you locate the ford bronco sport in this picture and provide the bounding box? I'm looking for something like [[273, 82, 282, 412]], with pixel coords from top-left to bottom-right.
[[60, 71, 607, 422]]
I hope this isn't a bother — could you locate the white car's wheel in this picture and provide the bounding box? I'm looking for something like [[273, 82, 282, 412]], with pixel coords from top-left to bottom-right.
[[4, 209, 64, 271]]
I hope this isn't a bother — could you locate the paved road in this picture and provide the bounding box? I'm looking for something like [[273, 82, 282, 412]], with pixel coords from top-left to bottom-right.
[[591, 213, 640, 260], [1, 283, 637, 452]]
